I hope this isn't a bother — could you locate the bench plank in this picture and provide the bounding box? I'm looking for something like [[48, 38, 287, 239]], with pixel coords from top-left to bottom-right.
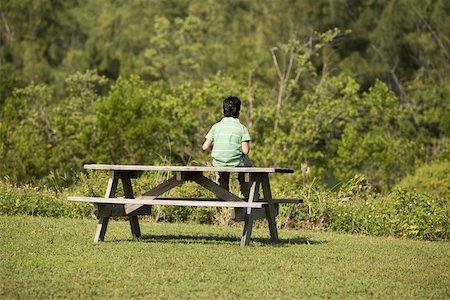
[[68, 196, 266, 208], [69, 196, 301, 205], [129, 197, 301, 203], [84, 164, 293, 173]]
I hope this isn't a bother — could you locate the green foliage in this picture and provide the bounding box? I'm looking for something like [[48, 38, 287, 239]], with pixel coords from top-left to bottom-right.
[[0, 83, 55, 182], [0, 179, 92, 218], [332, 80, 425, 190], [396, 160, 450, 198], [1, 1, 449, 190], [388, 188, 448, 240], [0, 70, 107, 184], [94, 76, 170, 164], [273, 174, 448, 240]]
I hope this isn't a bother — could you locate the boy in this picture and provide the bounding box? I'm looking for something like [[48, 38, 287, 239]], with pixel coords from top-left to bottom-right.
[[202, 96, 252, 198]]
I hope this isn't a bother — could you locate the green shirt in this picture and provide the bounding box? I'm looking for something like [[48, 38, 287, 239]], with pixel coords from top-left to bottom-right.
[[206, 117, 251, 167]]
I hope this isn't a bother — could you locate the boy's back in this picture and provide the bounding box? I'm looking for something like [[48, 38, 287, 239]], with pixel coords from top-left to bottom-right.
[[206, 117, 251, 167]]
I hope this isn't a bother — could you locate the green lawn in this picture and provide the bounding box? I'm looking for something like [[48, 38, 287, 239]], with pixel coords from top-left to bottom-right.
[[0, 215, 449, 299]]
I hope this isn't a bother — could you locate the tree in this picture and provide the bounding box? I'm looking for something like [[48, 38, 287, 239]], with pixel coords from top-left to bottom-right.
[[0, 70, 107, 184]]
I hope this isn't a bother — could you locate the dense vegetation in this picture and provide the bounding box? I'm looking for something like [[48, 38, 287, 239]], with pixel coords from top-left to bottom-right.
[[0, 1, 448, 239]]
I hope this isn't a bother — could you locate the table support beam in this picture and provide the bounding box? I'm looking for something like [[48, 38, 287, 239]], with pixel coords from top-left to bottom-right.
[[191, 173, 242, 201], [261, 174, 279, 243], [93, 177, 119, 243], [94, 217, 109, 243], [123, 175, 185, 215], [122, 176, 141, 240], [240, 178, 260, 246]]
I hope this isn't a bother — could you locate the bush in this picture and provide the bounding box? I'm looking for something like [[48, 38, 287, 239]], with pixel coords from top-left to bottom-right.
[[395, 160, 449, 198], [387, 188, 449, 240], [275, 175, 449, 240], [0, 179, 92, 218]]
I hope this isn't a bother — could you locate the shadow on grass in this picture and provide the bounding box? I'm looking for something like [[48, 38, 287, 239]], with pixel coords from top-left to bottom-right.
[[131, 234, 328, 246]]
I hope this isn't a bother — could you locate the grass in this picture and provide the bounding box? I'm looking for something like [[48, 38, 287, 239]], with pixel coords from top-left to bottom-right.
[[1, 215, 449, 299]]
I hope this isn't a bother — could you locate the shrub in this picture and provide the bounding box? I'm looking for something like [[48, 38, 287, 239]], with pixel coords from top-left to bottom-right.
[[274, 174, 449, 240], [395, 160, 449, 198], [0, 179, 92, 218], [387, 188, 449, 240]]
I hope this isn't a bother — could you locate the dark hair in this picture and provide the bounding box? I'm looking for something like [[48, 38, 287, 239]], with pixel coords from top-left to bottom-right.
[[223, 96, 241, 118]]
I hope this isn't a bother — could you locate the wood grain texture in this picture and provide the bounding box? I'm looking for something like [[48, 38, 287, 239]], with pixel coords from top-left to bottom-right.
[[68, 196, 267, 208], [84, 164, 294, 173], [261, 174, 279, 243]]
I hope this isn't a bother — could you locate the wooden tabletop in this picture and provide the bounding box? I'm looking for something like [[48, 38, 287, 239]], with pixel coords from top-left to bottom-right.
[[84, 164, 294, 173]]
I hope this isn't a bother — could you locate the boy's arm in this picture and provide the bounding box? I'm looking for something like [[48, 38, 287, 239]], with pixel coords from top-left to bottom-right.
[[202, 139, 212, 151], [241, 141, 250, 154]]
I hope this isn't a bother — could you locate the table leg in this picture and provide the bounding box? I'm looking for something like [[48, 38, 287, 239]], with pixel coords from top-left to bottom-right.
[[240, 210, 254, 246], [94, 217, 109, 242], [129, 215, 141, 239], [240, 178, 260, 246], [261, 174, 279, 243], [93, 177, 119, 243], [122, 176, 142, 239], [105, 177, 119, 198]]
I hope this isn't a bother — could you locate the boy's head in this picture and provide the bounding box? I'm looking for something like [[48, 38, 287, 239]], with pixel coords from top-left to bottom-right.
[[223, 96, 241, 118]]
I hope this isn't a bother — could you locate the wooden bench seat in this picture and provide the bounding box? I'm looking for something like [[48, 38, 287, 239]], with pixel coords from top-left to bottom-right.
[[68, 196, 302, 207], [152, 197, 303, 204], [68, 196, 267, 208]]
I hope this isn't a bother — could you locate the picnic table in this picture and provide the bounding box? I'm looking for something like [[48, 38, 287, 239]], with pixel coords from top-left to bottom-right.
[[68, 164, 302, 246]]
